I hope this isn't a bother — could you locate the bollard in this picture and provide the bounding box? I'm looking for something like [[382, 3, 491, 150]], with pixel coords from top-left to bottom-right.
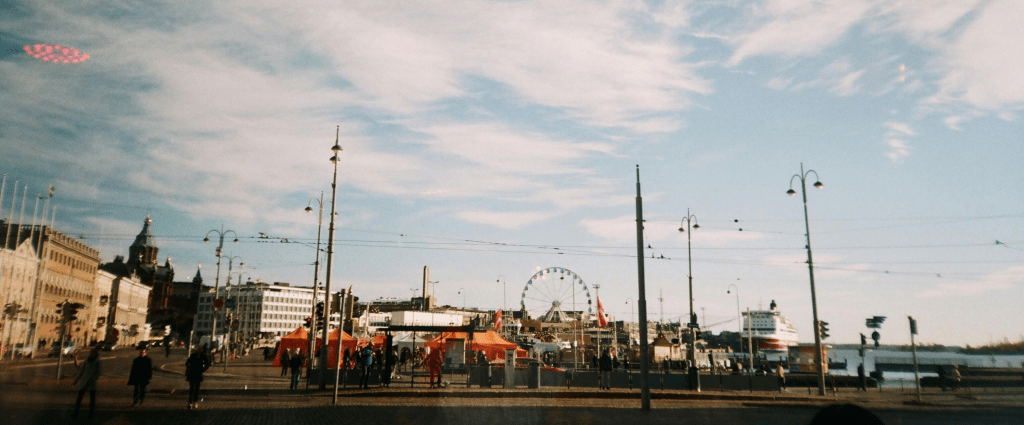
[[528, 363, 540, 389], [565, 370, 573, 389]]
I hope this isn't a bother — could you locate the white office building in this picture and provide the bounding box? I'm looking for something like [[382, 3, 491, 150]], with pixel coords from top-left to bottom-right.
[[194, 282, 340, 339]]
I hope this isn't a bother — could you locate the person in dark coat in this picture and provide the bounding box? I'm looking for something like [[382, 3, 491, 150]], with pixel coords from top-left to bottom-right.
[[280, 348, 291, 376], [936, 365, 948, 391], [72, 348, 102, 419], [857, 363, 867, 391], [383, 348, 398, 387], [185, 346, 211, 409], [289, 350, 304, 389], [127, 348, 153, 406], [599, 349, 613, 390]]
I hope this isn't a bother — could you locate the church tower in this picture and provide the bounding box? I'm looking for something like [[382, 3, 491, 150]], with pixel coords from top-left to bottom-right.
[[128, 215, 159, 268]]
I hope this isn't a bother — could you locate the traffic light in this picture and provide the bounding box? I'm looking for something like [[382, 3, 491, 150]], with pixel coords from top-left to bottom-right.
[[4, 302, 21, 317], [817, 321, 830, 340], [860, 333, 867, 346], [65, 303, 83, 322], [871, 330, 880, 347], [303, 317, 312, 328], [314, 301, 325, 331], [55, 302, 66, 317], [908, 317, 918, 335]]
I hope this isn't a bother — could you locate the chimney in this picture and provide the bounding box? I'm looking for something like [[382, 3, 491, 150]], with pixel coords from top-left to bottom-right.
[[422, 266, 430, 311]]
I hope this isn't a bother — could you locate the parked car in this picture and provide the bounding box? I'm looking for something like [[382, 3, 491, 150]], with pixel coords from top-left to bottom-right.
[[492, 357, 565, 372], [48, 342, 76, 357], [12, 343, 33, 358], [98, 342, 118, 351]]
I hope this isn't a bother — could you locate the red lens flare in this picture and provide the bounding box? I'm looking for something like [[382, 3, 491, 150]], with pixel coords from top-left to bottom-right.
[[22, 44, 90, 64]]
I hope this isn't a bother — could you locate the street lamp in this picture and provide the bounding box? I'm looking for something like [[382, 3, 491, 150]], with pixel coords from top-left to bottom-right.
[[203, 226, 238, 360], [497, 275, 505, 332], [305, 192, 325, 384], [787, 163, 825, 396], [726, 284, 741, 336], [324, 126, 344, 403], [677, 209, 700, 391], [219, 254, 242, 371], [625, 298, 633, 348], [228, 270, 248, 349]]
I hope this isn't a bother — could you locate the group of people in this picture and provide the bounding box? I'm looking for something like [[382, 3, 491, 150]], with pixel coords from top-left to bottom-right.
[[278, 348, 307, 389], [70, 346, 158, 419]]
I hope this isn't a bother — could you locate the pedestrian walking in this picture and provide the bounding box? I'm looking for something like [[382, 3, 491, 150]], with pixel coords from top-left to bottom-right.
[[127, 348, 153, 406], [185, 345, 211, 410], [280, 348, 291, 377], [936, 365, 948, 391], [425, 348, 443, 388], [599, 349, 613, 390], [951, 365, 962, 391], [359, 345, 375, 389], [383, 348, 398, 387], [776, 363, 786, 391], [165, 343, 171, 358], [289, 350, 304, 389], [71, 348, 102, 419], [857, 363, 867, 391]]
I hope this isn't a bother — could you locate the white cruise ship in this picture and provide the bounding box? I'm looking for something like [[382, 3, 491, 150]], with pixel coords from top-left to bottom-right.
[[741, 300, 799, 353]]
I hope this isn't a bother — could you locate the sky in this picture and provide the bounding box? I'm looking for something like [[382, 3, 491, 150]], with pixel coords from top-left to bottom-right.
[[1, 0, 1021, 347]]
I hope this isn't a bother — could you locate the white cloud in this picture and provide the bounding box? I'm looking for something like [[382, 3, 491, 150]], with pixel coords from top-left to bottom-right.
[[765, 77, 792, 90], [885, 139, 911, 163], [926, 0, 1024, 110], [881, 0, 981, 48], [918, 266, 1023, 298], [726, 0, 874, 66], [883, 121, 915, 162], [831, 69, 865, 96], [456, 210, 555, 229], [298, 0, 711, 129]]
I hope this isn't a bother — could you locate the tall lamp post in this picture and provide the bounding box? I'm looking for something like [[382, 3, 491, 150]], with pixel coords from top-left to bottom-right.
[[219, 254, 243, 371], [625, 298, 633, 349], [727, 283, 744, 374], [305, 192, 325, 384], [203, 226, 238, 360], [497, 275, 505, 333], [787, 163, 825, 396], [324, 127, 343, 400], [228, 270, 248, 353], [677, 209, 700, 391]]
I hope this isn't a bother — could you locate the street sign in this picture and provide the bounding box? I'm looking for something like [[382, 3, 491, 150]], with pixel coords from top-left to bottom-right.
[[213, 298, 224, 310], [225, 299, 237, 309], [687, 322, 700, 328]]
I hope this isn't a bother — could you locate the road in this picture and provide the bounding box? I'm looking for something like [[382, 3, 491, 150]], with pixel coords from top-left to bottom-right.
[[2, 348, 1022, 424]]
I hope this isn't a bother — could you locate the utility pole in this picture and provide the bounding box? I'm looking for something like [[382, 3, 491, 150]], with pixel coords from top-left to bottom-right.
[[320, 127, 343, 389], [634, 165, 651, 411]]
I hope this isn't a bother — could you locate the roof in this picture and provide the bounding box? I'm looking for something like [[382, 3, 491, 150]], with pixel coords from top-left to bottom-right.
[[130, 215, 156, 248]]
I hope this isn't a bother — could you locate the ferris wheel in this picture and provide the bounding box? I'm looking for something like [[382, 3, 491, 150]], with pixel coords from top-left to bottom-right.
[[520, 267, 592, 322]]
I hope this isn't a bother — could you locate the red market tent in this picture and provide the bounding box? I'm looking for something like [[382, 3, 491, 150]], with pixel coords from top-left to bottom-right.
[[273, 327, 312, 367], [324, 329, 360, 368], [424, 330, 526, 361]]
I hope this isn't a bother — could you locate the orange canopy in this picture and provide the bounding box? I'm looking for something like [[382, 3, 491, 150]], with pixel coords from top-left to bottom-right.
[[424, 330, 527, 361], [324, 329, 359, 368], [273, 327, 311, 367]]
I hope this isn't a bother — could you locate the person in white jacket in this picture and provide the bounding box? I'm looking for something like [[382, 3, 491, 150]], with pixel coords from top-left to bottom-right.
[[72, 348, 102, 419]]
